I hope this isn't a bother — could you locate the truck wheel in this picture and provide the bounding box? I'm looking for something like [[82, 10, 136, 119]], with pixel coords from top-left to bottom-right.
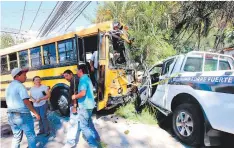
[[51, 88, 70, 116], [172, 103, 203, 146]]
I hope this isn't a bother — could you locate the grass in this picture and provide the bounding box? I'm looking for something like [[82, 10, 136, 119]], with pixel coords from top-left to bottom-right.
[[115, 102, 158, 125], [99, 141, 107, 148]]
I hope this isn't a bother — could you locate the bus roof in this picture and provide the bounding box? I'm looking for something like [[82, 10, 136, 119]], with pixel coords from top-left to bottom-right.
[[0, 21, 112, 56]]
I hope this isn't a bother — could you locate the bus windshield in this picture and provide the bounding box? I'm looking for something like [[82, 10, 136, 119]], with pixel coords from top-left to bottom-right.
[[107, 30, 132, 68]]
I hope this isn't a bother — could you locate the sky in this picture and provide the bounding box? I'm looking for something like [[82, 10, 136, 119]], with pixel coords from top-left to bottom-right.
[[0, 1, 100, 39]]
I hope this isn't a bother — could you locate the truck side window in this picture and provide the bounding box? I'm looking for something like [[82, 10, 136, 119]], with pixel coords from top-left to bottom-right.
[[162, 59, 174, 75], [204, 54, 218, 71], [184, 57, 203, 72], [150, 65, 162, 75]]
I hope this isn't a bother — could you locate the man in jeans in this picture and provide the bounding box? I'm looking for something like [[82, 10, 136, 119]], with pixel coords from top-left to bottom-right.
[[63, 69, 80, 147], [6, 68, 40, 148], [72, 64, 100, 148]]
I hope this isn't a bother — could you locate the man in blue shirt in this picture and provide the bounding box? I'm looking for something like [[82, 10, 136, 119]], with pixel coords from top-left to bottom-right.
[[6, 68, 40, 148], [72, 64, 100, 148]]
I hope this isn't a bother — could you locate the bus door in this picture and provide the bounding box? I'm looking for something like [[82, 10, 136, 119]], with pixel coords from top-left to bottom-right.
[[97, 30, 107, 110], [75, 34, 87, 65]]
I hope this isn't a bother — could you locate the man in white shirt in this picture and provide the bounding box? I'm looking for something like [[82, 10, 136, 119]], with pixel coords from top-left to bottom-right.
[[90, 51, 98, 88], [6, 68, 40, 148]]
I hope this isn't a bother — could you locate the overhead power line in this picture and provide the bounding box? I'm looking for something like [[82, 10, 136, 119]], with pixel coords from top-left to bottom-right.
[[42, 1, 73, 37], [29, 2, 42, 30], [37, 1, 90, 37], [37, 1, 59, 37], [65, 1, 91, 31], [19, 1, 26, 34], [54, 2, 85, 33], [0, 30, 24, 35], [56, 2, 90, 33], [51, 1, 80, 30]]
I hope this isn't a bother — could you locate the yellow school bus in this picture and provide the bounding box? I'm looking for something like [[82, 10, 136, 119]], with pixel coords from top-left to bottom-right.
[[0, 21, 137, 116]]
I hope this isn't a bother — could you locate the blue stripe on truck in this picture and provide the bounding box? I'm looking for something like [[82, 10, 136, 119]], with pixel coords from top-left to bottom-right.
[[168, 76, 234, 94]]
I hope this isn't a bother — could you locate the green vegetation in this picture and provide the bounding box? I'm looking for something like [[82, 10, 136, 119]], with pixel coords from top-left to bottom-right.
[[0, 34, 26, 49], [0, 34, 15, 49], [115, 102, 158, 125], [99, 141, 107, 148], [93, 1, 234, 66]]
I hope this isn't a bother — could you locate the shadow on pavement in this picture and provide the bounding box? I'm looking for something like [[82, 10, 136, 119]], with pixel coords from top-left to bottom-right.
[[157, 114, 234, 148]]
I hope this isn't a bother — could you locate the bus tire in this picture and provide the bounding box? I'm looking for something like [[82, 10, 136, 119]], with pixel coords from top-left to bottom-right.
[[51, 88, 70, 116], [172, 103, 203, 146]]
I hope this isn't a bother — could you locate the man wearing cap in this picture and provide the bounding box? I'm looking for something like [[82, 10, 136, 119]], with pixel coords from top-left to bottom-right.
[[6, 68, 40, 148]]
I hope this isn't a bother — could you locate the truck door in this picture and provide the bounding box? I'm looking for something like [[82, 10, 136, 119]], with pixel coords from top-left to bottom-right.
[[150, 57, 176, 108], [139, 63, 162, 106], [139, 69, 152, 106]]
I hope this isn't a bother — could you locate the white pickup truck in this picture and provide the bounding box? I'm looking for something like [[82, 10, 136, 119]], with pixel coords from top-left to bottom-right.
[[139, 51, 234, 146]]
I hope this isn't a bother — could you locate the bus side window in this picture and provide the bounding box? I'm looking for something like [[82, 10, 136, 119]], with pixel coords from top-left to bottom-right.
[[9, 53, 18, 70], [19, 50, 29, 68], [43, 43, 56, 65], [58, 39, 74, 63], [30, 46, 41, 68], [1, 55, 8, 72]]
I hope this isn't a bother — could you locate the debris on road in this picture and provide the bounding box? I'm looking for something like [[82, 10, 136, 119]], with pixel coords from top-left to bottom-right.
[[124, 130, 130, 135]]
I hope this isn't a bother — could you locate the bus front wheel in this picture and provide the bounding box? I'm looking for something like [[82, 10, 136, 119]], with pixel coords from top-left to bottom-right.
[[51, 88, 70, 116]]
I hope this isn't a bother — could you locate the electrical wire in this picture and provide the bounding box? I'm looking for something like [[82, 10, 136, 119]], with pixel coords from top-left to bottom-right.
[[37, 1, 89, 37], [50, 1, 81, 31], [55, 2, 85, 33], [65, 1, 91, 31], [40, 1, 67, 36], [18, 1, 26, 34], [38, 1, 62, 37], [43, 1, 73, 37], [29, 2, 42, 30], [0, 30, 24, 35], [40, 1, 72, 37], [37, 1, 59, 37]]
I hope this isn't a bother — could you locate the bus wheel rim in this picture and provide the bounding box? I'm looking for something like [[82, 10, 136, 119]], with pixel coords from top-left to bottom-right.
[[58, 95, 68, 110]]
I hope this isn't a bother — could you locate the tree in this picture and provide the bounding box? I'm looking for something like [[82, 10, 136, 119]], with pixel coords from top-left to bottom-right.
[[95, 2, 176, 66], [0, 34, 15, 49], [94, 1, 234, 66], [171, 1, 234, 51]]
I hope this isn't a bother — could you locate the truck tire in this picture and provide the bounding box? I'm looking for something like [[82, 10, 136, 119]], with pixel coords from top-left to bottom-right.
[[51, 88, 70, 116], [172, 103, 203, 146]]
